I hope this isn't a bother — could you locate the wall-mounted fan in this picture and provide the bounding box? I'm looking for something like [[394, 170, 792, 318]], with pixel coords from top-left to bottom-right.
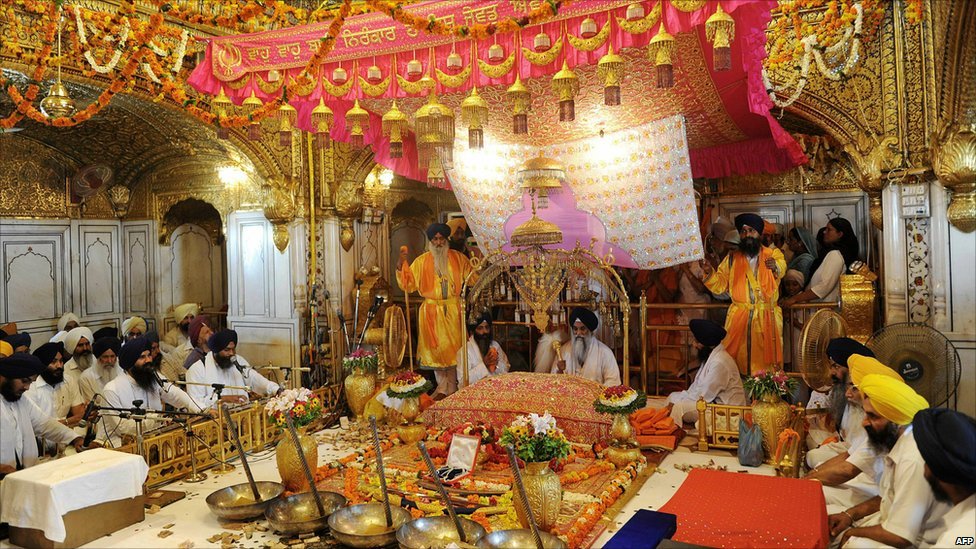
[[71, 164, 112, 203]]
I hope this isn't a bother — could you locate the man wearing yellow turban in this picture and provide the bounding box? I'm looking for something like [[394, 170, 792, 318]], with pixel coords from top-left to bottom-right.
[[830, 373, 950, 548]]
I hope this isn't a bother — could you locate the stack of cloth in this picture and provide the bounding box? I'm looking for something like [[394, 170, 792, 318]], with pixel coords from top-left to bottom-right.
[[631, 406, 683, 450]]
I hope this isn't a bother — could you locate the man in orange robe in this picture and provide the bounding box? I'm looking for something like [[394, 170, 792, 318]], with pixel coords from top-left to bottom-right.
[[397, 223, 474, 398], [702, 213, 786, 375]]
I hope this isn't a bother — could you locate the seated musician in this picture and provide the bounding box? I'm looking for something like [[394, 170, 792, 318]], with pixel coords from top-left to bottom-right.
[[666, 319, 746, 424], [100, 337, 204, 447], [185, 329, 281, 408]]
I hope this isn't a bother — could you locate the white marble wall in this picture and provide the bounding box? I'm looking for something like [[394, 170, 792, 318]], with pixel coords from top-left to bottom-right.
[[157, 223, 225, 333]]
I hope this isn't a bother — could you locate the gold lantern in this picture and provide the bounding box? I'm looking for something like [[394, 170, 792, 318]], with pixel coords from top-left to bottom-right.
[[648, 21, 676, 88], [346, 99, 370, 148], [382, 100, 408, 158], [39, 13, 75, 119], [534, 32, 551, 52], [705, 3, 735, 72], [488, 43, 505, 62], [311, 98, 334, 150], [511, 155, 566, 245], [626, 2, 645, 21], [277, 101, 297, 147], [580, 17, 598, 39], [406, 58, 423, 79], [597, 44, 625, 106], [414, 90, 455, 186], [212, 87, 233, 139], [367, 64, 382, 84], [447, 51, 463, 71], [507, 74, 531, 134], [332, 66, 348, 84], [461, 86, 489, 149], [243, 91, 263, 141], [552, 61, 579, 122]]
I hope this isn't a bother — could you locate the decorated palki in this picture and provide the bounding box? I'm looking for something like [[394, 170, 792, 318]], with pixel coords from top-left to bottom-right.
[[386, 371, 433, 444], [499, 412, 570, 532], [743, 370, 798, 461], [265, 387, 323, 492], [594, 385, 646, 467]]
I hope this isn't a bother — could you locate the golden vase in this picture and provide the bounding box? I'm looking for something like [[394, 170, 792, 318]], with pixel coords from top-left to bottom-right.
[[395, 396, 427, 444], [751, 393, 792, 462], [514, 461, 562, 532], [275, 426, 319, 492], [344, 368, 374, 420], [605, 413, 642, 467]]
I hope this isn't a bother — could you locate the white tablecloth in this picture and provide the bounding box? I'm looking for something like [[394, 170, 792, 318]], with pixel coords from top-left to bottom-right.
[[0, 448, 148, 543]]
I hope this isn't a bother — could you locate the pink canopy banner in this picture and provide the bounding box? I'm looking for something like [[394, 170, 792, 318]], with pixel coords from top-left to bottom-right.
[[446, 114, 703, 270], [188, 0, 806, 183]]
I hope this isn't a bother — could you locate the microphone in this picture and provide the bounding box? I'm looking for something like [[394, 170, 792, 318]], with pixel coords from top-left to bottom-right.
[[232, 358, 247, 380], [82, 395, 99, 447]]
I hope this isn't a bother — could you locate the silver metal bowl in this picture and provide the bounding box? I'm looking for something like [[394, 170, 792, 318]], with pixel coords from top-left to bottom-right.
[[328, 502, 412, 548], [264, 491, 347, 536], [476, 529, 568, 549], [205, 481, 285, 520], [397, 516, 487, 549]]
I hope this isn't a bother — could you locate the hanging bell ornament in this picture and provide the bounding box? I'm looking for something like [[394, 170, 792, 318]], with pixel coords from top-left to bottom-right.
[[579, 17, 598, 39], [705, 4, 735, 72], [277, 101, 297, 147], [332, 66, 348, 84], [367, 64, 382, 84], [507, 74, 530, 134], [311, 98, 334, 150], [533, 32, 551, 52], [552, 61, 579, 122], [406, 58, 423, 80], [461, 86, 489, 149], [648, 21, 676, 88], [446, 51, 463, 71], [381, 100, 408, 158], [626, 2, 645, 21], [597, 44, 625, 106], [242, 91, 263, 141], [488, 43, 505, 62], [212, 87, 233, 139], [413, 90, 455, 183], [346, 99, 370, 148]]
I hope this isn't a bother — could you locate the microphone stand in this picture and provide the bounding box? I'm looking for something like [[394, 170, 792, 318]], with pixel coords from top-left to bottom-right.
[[178, 417, 207, 483], [261, 363, 311, 391], [178, 382, 250, 474]]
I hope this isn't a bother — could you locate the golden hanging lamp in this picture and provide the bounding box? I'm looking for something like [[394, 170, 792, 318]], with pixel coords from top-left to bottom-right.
[[276, 101, 297, 147], [511, 154, 566, 245], [551, 61, 580, 122], [212, 87, 233, 139], [311, 98, 334, 150], [242, 91, 263, 141], [705, 3, 735, 72], [506, 74, 531, 135], [346, 99, 370, 148], [647, 21, 676, 88], [39, 12, 75, 119], [381, 100, 408, 158], [510, 215, 563, 247], [598, 44, 626, 106], [460, 86, 489, 149], [413, 90, 455, 186]]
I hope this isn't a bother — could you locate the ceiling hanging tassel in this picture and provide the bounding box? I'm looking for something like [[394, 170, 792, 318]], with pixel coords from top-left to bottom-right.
[[598, 40, 625, 106], [414, 88, 455, 186], [647, 20, 676, 88], [277, 99, 297, 147], [552, 60, 579, 122], [242, 91, 263, 141], [461, 86, 489, 149], [311, 98, 334, 150], [346, 99, 370, 148], [212, 87, 232, 139], [706, 4, 735, 72], [382, 100, 408, 158]]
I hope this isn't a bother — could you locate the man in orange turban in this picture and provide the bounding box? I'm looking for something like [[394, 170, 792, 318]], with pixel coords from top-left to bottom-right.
[[829, 373, 950, 548]]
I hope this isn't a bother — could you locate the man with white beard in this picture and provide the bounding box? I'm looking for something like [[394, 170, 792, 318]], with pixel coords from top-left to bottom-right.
[[78, 337, 123, 403], [550, 308, 621, 387], [62, 326, 95, 393], [456, 312, 509, 387], [397, 223, 474, 399]]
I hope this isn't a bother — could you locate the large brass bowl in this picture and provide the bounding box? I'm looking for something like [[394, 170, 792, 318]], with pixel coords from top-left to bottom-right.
[[476, 529, 568, 549], [205, 482, 285, 520], [328, 502, 412, 548], [397, 516, 487, 549], [264, 491, 347, 536]]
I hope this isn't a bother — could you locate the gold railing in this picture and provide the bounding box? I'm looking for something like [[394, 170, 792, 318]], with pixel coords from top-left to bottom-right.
[[111, 385, 344, 489]]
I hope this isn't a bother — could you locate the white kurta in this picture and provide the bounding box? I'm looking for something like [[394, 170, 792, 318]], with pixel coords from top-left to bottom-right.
[[933, 494, 975, 549], [551, 338, 621, 387], [160, 339, 192, 383], [823, 433, 883, 514], [455, 338, 510, 387], [100, 374, 203, 447], [62, 355, 94, 392], [845, 426, 951, 547], [808, 249, 845, 303], [667, 344, 745, 423], [0, 397, 78, 470], [185, 353, 280, 408], [25, 376, 83, 422], [77, 362, 124, 403]]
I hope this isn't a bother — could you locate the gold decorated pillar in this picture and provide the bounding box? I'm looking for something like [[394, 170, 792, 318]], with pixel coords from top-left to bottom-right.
[[931, 121, 976, 233], [334, 176, 363, 252]]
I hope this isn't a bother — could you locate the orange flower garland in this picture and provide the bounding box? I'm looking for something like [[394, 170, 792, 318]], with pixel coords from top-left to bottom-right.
[[0, 0, 57, 130], [765, 0, 885, 73], [559, 459, 614, 486]]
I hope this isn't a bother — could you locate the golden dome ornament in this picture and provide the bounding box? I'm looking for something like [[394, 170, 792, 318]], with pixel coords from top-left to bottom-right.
[[242, 91, 263, 141], [460, 86, 488, 149], [510, 214, 563, 247], [705, 3, 735, 72], [212, 87, 233, 139], [413, 90, 455, 186], [276, 101, 297, 147], [506, 73, 531, 135], [346, 99, 370, 148], [597, 44, 625, 106], [311, 98, 334, 150], [512, 154, 566, 245], [648, 21, 676, 88], [381, 100, 408, 158], [39, 12, 75, 119], [551, 61, 580, 122]]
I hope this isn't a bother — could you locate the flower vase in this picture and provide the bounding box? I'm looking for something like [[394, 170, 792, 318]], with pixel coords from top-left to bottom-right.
[[275, 426, 319, 492], [752, 393, 792, 462], [344, 368, 374, 421], [605, 413, 642, 467], [395, 396, 426, 444], [514, 461, 562, 532]]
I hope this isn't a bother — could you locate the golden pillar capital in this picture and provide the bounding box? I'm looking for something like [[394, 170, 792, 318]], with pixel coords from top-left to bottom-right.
[[335, 177, 364, 251], [263, 176, 298, 252], [931, 121, 976, 232]]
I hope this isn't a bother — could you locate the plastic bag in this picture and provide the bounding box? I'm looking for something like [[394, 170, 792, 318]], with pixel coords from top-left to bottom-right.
[[738, 414, 763, 467]]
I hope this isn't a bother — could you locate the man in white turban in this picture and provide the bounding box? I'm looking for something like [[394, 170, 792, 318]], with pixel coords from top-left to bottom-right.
[[62, 326, 95, 390], [50, 312, 81, 343], [161, 303, 199, 352], [121, 316, 147, 341]]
